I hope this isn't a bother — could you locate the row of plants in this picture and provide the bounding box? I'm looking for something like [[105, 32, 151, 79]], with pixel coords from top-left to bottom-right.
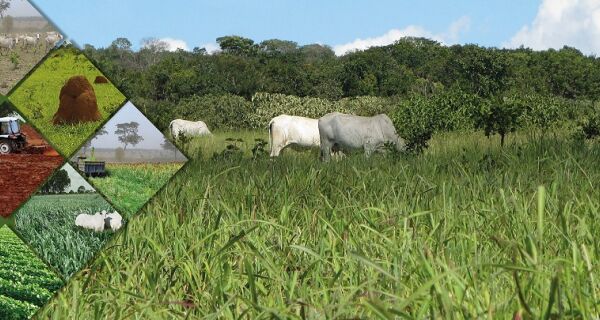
[[0, 227, 63, 320]]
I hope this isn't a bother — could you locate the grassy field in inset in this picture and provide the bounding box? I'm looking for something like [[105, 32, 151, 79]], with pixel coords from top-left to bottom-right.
[[0, 226, 63, 320], [8, 46, 126, 156], [37, 130, 600, 318], [88, 163, 185, 218], [14, 194, 115, 279]]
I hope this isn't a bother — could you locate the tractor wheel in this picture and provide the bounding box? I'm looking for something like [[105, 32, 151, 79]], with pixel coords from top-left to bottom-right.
[[0, 141, 12, 154]]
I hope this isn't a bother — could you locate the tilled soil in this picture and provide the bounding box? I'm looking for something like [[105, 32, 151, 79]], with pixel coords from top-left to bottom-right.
[[0, 124, 63, 217], [0, 154, 63, 217]]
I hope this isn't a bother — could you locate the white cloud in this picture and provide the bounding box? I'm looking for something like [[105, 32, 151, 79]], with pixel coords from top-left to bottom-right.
[[158, 38, 189, 51], [506, 0, 600, 55], [444, 16, 472, 43], [333, 16, 471, 56], [200, 42, 221, 54]]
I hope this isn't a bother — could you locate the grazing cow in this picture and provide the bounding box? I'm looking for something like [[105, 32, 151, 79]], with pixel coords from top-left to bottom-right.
[[169, 119, 212, 139], [22, 34, 40, 52], [0, 37, 14, 54], [75, 210, 123, 232], [45, 33, 63, 50], [318, 112, 407, 161], [104, 212, 123, 232], [269, 115, 321, 157]]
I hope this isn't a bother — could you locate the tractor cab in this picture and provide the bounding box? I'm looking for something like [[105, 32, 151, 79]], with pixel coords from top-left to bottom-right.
[[0, 117, 27, 154]]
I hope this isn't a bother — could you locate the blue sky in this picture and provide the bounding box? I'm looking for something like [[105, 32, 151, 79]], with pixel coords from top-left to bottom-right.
[[29, 0, 600, 55]]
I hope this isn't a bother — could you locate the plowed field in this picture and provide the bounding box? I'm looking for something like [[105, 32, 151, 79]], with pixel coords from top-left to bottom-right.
[[0, 124, 63, 217]]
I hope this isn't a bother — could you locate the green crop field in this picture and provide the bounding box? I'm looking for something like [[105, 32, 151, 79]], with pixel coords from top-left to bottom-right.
[[14, 194, 115, 279], [0, 226, 63, 320], [37, 130, 600, 319], [88, 163, 185, 218], [8, 45, 126, 156]]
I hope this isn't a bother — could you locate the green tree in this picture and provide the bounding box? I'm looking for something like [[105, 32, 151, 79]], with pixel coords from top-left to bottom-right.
[[115, 122, 144, 150], [259, 39, 298, 55], [111, 37, 132, 51], [161, 137, 179, 159], [0, 0, 10, 19], [217, 35, 257, 56], [474, 96, 522, 146], [41, 169, 71, 194]]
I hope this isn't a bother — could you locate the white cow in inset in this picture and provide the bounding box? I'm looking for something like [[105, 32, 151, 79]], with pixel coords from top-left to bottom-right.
[[169, 119, 212, 139], [45, 33, 63, 50], [75, 210, 123, 232], [22, 34, 40, 52], [0, 37, 15, 54], [268, 115, 322, 157]]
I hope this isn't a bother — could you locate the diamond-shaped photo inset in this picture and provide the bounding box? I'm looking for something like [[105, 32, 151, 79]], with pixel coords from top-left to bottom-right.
[[13, 163, 122, 279], [71, 101, 187, 218], [8, 45, 126, 156], [0, 226, 63, 320], [0, 100, 63, 219], [0, 0, 64, 94]]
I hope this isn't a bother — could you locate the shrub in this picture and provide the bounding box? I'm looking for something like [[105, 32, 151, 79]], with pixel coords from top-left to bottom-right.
[[174, 94, 252, 130], [390, 95, 438, 153], [473, 96, 522, 146]]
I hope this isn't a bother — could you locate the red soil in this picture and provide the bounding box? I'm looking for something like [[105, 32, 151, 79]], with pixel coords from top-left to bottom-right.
[[21, 124, 46, 146], [0, 154, 63, 217], [0, 124, 63, 217], [94, 75, 109, 84], [53, 75, 101, 125]]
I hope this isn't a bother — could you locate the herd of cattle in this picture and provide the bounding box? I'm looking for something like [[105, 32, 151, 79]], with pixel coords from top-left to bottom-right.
[[0, 31, 63, 54], [169, 113, 408, 161]]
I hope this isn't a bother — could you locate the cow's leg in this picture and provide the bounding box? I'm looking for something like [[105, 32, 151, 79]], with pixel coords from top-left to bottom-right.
[[364, 143, 376, 158], [320, 141, 333, 162], [270, 144, 282, 157]]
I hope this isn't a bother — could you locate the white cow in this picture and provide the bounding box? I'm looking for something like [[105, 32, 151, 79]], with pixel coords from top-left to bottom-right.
[[22, 34, 40, 52], [75, 210, 123, 232], [0, 37, 14, 54], [269, 115, 321, 157], [45, 33, 63, 50], [169, 119, 212, 139]]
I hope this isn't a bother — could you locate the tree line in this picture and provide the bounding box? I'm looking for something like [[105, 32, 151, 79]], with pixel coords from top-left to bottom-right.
[[78, 36, 600, 149], [84, 35, 600, 103]]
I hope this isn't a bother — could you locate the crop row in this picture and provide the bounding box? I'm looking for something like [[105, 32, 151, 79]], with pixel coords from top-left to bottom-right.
[[0, 227, 63, 320], [14, 194, 116, 278]]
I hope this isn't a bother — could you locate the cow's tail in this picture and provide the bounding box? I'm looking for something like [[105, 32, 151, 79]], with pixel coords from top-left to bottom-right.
[[268, 119, 275, 155], [168, 120, 176, 139]]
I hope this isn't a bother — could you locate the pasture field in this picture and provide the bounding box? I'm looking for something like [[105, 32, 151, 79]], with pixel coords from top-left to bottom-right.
[[0, 226, 63, 320], [8, 46, 126, 156], [0, 38, 53, 95], [14, 194, 115, 278], [88, 163, 185, 218], [37, 130, 600, 318]]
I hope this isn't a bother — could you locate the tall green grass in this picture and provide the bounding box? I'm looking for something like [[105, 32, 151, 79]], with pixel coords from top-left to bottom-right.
[[88, 163, 185, 218], [38, 131, 600, 319], [14, 194, 115, 279]]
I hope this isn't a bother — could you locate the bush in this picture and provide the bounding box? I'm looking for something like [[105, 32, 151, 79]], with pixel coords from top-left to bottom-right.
[[248, 92, 335, 128], [174, 94, 252, 130], [575, 102, 600, 140], [390, 95, 438, 153], [473, 96, 522, 146]]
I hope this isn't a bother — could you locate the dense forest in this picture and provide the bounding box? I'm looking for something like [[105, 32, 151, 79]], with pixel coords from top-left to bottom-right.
[[80, 36, 600, 148]]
